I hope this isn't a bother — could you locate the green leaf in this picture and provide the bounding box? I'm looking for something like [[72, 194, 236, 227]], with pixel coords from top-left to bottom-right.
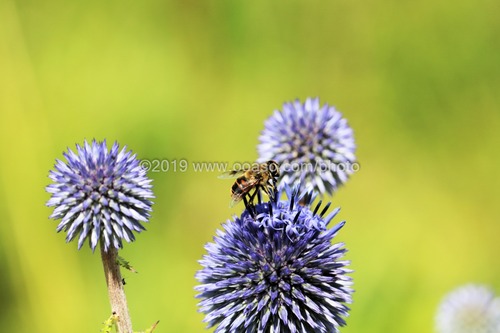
[[100, 313, 119, 333], [116, 255, 138, 273], [134, 320, 160, 333]]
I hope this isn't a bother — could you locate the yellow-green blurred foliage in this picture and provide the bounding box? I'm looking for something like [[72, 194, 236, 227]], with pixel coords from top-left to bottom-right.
[[1, 0, 499, 332]]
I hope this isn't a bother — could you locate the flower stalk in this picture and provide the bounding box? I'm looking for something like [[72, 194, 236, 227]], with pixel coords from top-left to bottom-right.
[[100, 241, 133, 333]]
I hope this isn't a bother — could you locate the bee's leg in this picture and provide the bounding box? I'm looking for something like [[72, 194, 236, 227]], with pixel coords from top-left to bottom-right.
[[271, 178, 279, 201], [243, 194, 256, 218], [243, 195, 250, 210], [257, 187, 263, 205], [246, 188, 263, 218], [247, 186, 258, 205], [263, 181, 275, 202]]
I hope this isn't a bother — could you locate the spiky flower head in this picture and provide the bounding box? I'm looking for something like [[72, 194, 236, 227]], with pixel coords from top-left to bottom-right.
[[46, 140, 154, 251], [195, 187, 353, 333], [258, 97, 357, 196], [436, 284, 500, 333]]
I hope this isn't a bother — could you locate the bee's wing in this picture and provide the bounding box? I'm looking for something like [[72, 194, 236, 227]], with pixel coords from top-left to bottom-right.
[[229, 197, 242, 208], [218, 169, 246, 179], [229, 177, 259, 208]]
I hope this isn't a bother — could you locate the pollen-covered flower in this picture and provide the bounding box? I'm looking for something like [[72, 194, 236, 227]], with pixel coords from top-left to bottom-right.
[[258, 97, 357, 196], [195, 188, 353, 333], [436, 284, 500, 333], [46, 140, 154, 251]]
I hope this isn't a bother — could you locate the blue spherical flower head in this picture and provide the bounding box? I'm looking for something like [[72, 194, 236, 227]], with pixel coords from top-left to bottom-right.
[[46, 140, 154, 251], [196, 187, 353, 333], [258, 97, 357, 196]]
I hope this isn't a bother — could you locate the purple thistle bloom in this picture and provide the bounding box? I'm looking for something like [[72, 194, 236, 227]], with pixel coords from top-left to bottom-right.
[[46, 140, 154, 251], [195, 188, 353, 333], [258, 97, 357, 196]]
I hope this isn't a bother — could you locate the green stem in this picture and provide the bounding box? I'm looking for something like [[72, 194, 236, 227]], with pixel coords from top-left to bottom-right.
[[100, 242, 133, 333]]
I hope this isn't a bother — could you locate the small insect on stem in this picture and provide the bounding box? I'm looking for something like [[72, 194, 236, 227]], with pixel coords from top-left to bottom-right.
[[218, 161, 280, 216]]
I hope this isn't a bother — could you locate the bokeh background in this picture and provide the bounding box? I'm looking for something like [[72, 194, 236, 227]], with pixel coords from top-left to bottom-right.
[[1, 0, 499, 332]]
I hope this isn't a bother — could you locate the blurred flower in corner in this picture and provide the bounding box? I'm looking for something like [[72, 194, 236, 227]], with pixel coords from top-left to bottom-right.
[[46, 139, 154, 251], [258, 97, 357, 196], [436, 284, 500, 333], [195, 187, 353, 333]]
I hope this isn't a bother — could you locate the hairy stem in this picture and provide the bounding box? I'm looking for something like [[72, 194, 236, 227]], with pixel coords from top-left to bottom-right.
[[100, 242, 133, 333]]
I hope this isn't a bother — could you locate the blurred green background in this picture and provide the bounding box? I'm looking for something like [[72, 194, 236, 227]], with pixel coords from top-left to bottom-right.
[[1, 0, 499, 332]]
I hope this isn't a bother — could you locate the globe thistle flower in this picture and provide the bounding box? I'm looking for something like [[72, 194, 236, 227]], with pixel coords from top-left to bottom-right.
[[195, 187, 353, 333], [46, 140, 154, 251], [258, 97, 357, 196], [435, 284, 500, 333]]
